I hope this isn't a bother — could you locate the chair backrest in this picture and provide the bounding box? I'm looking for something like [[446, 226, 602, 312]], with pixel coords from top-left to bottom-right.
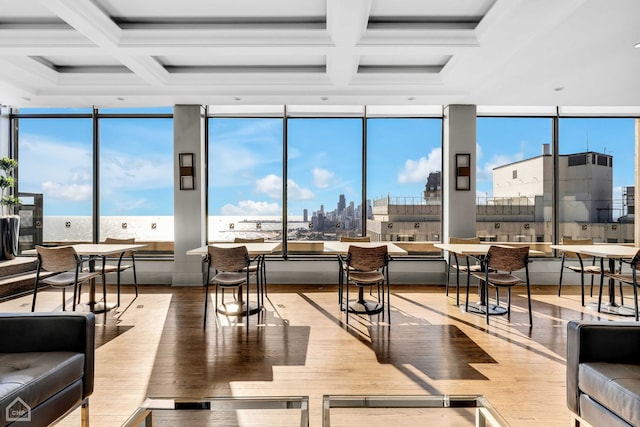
[[486, 245, 529, 272], [449, 237, 481, 244], [104, 237, 136, 257], [561, 238, 593, 259], [36, 246, 79, 272], [340, 236, 371, 242], [346, 245, 388, 271], [234, 237, 265, 243], [208, 245, 250, 272]]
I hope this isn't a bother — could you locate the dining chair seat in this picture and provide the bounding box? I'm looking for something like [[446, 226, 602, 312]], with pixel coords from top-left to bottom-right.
[[210, 272, 249, 286], [42, 271, 99, 287], [347, 270, 385, 284], [566, 265, 601, 274]]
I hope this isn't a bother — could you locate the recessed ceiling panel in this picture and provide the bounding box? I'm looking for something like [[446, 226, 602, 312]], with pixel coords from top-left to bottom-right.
[[155, 55, 325, 67], [369, 0, 496, 18], [95, 0, 325, 19]]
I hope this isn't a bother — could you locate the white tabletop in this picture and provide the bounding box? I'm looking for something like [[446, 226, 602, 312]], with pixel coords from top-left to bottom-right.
[[23, 243, 146, 256], [187, 242, 282, 257], [550, 244, 639, 259], [323, 241, 408, 256], [435, 243, 543, 256]]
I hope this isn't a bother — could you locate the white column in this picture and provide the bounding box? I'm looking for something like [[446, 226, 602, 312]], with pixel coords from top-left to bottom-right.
[[443, 105, 477, 242], [172, 105, 207, 285]]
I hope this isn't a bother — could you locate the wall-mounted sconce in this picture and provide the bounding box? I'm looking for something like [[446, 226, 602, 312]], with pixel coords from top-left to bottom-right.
[[387, 223, 393, 229], [612, 224, 618, 230], [179, 153, 195, 190], [494, 222, 501, 229], [581, 224, 588, 230], [414, 222, 420, 229], [455, 153, 471, 191], [524, 223, 530, 230]]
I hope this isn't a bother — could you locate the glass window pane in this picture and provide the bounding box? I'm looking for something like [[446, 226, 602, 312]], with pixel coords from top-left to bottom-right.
[[287, 118, 362, 244], [99, 117, 174, 254], [17, 117, 93, 245], [476, 117, 553, 253], [366, 118, 442, 247], [558, 118, 636, 244], [208, 118, 284, 242]]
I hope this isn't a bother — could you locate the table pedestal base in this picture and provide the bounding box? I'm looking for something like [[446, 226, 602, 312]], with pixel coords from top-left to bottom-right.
[[217, 301, 260, 316], [460, 302, 508, 316], [585, 302, 637, 317], [347, 299, 383, 315], [87, 301, 117, 314]]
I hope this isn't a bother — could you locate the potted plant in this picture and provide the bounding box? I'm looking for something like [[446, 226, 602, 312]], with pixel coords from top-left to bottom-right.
[[0, 156, 20, 260]]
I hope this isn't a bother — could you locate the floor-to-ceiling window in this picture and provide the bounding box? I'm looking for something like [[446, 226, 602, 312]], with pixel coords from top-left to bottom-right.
[[476, 116, 554, 251], [558, 117, 636, 243], [99, 108, 174, 253], [207, 117, 284, 242], [16, 110, 94, 245], [366, 117, 442, 244], [14, 107, 174, 254], [286, 118, 363, 243]]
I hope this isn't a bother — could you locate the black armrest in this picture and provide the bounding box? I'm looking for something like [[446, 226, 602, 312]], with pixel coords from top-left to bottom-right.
[[566, 320, 640, 413], [0, 312, 95, 398]]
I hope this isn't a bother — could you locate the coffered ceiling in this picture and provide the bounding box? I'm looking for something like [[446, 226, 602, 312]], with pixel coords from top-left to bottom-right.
[[0, 0, 638, 108]]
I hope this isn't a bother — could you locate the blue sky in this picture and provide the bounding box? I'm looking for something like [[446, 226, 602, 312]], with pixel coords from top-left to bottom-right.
[[15, 110, 636, 217]]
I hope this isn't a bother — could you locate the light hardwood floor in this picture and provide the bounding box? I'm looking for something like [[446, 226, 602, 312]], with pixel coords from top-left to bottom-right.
[[1, 280, 621, 426]]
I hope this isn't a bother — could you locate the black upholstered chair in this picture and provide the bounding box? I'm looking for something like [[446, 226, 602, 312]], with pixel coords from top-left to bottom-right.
[[0, 312, 95, 427]]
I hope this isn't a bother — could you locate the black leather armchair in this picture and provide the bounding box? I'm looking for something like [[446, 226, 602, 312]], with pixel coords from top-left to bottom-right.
[[0, 312, 95, 426], [567, 320, 640, 427]]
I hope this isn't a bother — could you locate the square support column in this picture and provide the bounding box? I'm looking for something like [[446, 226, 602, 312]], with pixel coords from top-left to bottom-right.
[[443, 105, 477, 242], [172, 105, 207, 285]]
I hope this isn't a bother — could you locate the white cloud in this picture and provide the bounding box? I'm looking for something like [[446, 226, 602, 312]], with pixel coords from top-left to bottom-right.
[[398, 148, 442, 184], [220, 200, 280, 216], [42, 181, 92, 202], [478, 152, 525, 183], [287, 179, 314, 200], [313, 168, 334, 188], [255, 175, 314, 200], [256, 174, 282, 199]]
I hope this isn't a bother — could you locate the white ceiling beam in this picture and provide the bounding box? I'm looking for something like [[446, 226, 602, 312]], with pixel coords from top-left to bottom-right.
[[325, 0, 371, 86], [37, 0, 169, 86]]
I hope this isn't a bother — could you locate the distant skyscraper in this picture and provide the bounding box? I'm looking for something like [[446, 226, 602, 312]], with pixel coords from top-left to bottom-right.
[[338, 194, 346, 214], [303, 209, 308, 223]]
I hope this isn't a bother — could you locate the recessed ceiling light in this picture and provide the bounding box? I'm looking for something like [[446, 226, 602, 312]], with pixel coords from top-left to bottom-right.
[[117, 97, 125, 101], [234, 97, 242, 101], [22, 97, 31, 101], [320, 96, 328, 101], [554, 87, 564, 92], [407, 97, 415, 101], [635, 42, 640, 48]]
